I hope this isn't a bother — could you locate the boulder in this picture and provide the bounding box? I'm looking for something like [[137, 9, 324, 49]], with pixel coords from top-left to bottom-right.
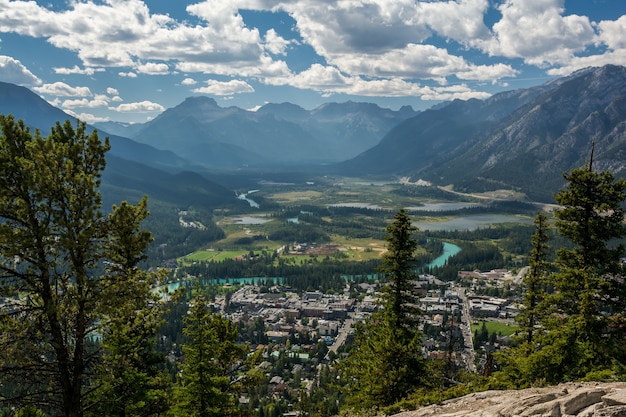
[[394, 383, 626, 417]]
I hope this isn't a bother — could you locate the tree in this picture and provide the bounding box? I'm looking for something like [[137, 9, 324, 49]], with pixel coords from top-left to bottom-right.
[[340, 209, 425, 409], [173, 286, 260, 417], [518, 212, 551, 348], [550, 164, 626, 376], [0, 116, 165, 416], [89, 200, 171, 417], [377, 209, 422, 330], [495, 164, 626, 386], [494, 212, 553, 387]]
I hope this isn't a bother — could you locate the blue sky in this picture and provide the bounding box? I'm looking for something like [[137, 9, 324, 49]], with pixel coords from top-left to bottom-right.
[[1, 0, 625, 123]]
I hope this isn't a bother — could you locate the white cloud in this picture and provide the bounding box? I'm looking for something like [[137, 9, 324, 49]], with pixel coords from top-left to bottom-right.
[[264, 28, 292, 56], [62, 97, 108, 109], [107, 87, 119, 95], [110, 101, 165, 113], [192, 79, 255, 95], [546, 51, 626, 77], [34, 82, 92, 97], [597, 15, 626, 50], [175, 56, 291, 78], [1, 0, 623, 109], [0, 55, 41, 85], [0, 0, 294, 82], [330, 43, 517, 82], [53, 65, 103, 75], [136, 62, 169, 75], [484, 0, 595, 67], [266, 63, 491, 101], [64, 110, 110, 124]]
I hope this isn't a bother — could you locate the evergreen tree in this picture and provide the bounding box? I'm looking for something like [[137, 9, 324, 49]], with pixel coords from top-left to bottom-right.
[[518, 212, 551, 348], [495, 164, 626, 386], [377, 209, 422, 330], [340, 209, 425, 410], [173, 286, 260, 416], [494, 212, 553, 387], [89, 200, 171, 417], [0, 116, 165, 416], [550, 165, 626, 376]]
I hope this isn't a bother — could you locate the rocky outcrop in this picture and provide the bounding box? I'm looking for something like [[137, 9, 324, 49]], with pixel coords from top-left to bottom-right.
[[394, 383, 626, 417]]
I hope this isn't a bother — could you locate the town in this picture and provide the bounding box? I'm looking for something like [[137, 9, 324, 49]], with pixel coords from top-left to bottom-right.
[[183, 265, 524, 412]]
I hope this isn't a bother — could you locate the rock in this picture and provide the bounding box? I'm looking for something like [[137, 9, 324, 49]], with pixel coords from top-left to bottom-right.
[[393, 383, 626, 417], [603, 390, 626, 407]]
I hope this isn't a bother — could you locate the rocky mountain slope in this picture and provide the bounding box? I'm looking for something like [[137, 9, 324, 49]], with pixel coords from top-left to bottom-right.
[[340, 65, 626, 202], [394, 383, 626, 417]]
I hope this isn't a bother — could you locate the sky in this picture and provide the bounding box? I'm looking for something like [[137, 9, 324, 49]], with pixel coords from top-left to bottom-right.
[[1, 0, 625, 124]]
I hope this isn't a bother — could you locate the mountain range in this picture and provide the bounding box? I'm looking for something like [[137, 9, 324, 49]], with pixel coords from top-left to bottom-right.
[[97, 97, 418, 168], [2, 64, 626, 204]]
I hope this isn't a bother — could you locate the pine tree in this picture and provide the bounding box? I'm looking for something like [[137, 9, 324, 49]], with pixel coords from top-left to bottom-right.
[[0, 116, 166, 416], [173, 286, 260, 416], [340, 209, 425, 409], [518, 212, 551, 348], [377, 209, 422, 330], [90, 200, 171, 417], [551, 164, 626, 376], [496, 163, 626, 386]]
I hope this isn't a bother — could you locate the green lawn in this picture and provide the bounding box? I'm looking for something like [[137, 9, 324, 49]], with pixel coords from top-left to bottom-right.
[[182, 249, 246, 263], [471, 320, 519, 337]]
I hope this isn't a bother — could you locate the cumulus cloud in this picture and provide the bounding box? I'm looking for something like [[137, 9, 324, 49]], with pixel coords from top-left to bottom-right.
[[267, 63, 491, 101], [119, 71, 137, 78], [110, 101, 165, 113], [64, 110, 110, 124], [53, 65, 103, 75], [264, 29, 292, 56], [0, 55, 41, 85], [107, 87, 119, 95], [192, 79, 255, 95], [34, 82, 92, 97], [597, 15, 626, 50], [136, 62, 169, 75], [181, 77, 197, 85], [62, 96, 108, 109], [484, 0, 596, 67]]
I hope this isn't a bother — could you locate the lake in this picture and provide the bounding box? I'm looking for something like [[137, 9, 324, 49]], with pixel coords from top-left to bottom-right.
[[414, 214, 532, 231], [407, 202, 482, 211]]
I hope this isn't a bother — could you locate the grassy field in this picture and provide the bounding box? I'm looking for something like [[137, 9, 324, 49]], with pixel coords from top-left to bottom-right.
[[471, 320, 519, 337], [182, 249, 247, 263]]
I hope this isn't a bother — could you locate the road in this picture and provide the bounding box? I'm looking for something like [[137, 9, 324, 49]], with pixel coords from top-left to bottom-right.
[[457, 286, 477, 373]]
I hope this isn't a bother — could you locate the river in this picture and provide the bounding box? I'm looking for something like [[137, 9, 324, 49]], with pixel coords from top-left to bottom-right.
[[236, 190, 260, 208], [426, 241, 461, 269]]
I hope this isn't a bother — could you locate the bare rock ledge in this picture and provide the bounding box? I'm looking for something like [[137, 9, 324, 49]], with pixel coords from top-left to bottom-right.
[[394, 383, 626, 417]]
